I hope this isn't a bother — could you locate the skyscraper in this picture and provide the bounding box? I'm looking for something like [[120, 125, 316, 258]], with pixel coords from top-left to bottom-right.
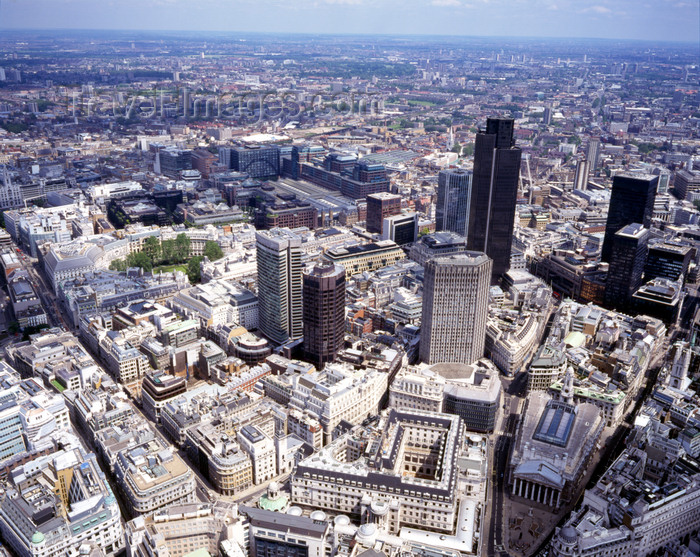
[[419, 252, 492, 365], [436, 168, 472, 238], [256, 229, 303, 345], [303, 262, 346, 369], [601, 173, 658, 262], [586, 138, 600, 175], [366, 192, 401, 234], [467, 118, 522, 282], [604, 223, 649, 311], [574, 159, 590, 191]]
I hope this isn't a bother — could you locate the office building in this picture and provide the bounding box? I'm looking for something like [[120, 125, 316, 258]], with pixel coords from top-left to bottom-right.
[[141, 372, 187, 423], [601, 173, 657, 262], [437, 359, 502, 433], [644, 242, 692, 282], [389, 367, 446, 413], [224, 144, 280, 180], [409, 231, 468, 266], [632, 278, 684, 324], [467, 118, 522, 281], [551, 440, 700, 557], [382, 212, 418, 246], [101, 427, 196, 515], [419, 252, 491, 365], [288, 363, 388, 444], [126, 501, 243, 557], [604, 224, 649, 310], [436, 168, 472, 237], [242, 506, 330, 557], [303, 262, 346, 369], [0, 447, 125, 557], [673, 169, 700, 200], [527, 345, 568, 392], [366, 192, 401, 234], [256, 229, 303, 345], [322, 240, 406, 279], [185, 423, 254, 495], [158, 148, 192, 179]]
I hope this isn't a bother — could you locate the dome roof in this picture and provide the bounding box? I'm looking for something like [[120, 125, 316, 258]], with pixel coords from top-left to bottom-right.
[[31, 531, 45, 544], [559, 525, 578, 545]]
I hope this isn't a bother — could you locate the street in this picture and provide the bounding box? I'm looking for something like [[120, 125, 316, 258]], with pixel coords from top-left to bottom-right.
[[484, 390, 521, 557]]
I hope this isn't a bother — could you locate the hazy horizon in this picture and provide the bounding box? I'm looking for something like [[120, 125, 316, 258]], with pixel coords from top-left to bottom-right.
[[0, 0, 697, 43]]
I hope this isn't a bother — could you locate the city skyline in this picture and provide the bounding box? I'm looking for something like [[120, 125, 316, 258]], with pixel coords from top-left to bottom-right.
[[0, 0, 697, 43]]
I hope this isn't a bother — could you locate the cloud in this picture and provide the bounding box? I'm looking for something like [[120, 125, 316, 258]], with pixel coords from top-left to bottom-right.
[[431, 0, 461, 6], [582, 5, 612, 14]]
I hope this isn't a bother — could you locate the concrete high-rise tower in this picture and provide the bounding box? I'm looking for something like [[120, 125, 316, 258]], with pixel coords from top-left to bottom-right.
[[586, 138, 600, 174], [467, 118, 522, 283], [256, 229, 303, 345], [574, 159, 590, 191], [436, 168, 472, 238], [419, 252, 492, 365], [303, 262, 346, 369]]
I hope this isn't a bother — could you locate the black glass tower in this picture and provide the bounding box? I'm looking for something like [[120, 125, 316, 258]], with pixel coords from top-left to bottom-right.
[[601, 173, 657, 263], [467, 118, 522, 283], [604, 223, 649, 311]]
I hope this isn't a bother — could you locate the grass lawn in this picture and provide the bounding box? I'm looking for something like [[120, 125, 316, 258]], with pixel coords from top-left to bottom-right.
[[153, 264, 188, 274], [407, 99, 436, 107]]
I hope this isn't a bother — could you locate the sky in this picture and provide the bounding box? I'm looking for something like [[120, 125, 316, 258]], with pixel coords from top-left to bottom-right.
[[0, 0, 698, 43]]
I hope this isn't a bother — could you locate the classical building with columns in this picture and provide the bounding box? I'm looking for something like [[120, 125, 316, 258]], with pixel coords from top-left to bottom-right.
[[509, 370, 604, 509]]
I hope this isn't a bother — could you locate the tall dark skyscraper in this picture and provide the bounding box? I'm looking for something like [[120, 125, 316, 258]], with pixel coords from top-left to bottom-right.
[[601, 173, 658, 262], [303, 262, 346, 369], [604, 223, 649, 311], [436, 168, 472, 238], [467, 118, 522, 282]]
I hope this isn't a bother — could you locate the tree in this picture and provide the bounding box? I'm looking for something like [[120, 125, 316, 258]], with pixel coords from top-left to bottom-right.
[[109, 259, 127, 272], [203, 241, 224, 261], [175, 234, 191, 262], [143, 236, 161, 262], [463, 143, 475, 157], [127, 251, 153, 272], [187, 256, 203, 284], [161, 239, 176, 264]]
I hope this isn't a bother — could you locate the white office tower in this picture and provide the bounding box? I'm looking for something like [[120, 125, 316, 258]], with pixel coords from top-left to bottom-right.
[[256, 228, 303, 345], [419, 252, 492, 365]]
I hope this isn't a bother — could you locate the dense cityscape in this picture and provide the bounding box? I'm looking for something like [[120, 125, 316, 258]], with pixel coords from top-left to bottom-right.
[[0, 22, 697, 557]]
